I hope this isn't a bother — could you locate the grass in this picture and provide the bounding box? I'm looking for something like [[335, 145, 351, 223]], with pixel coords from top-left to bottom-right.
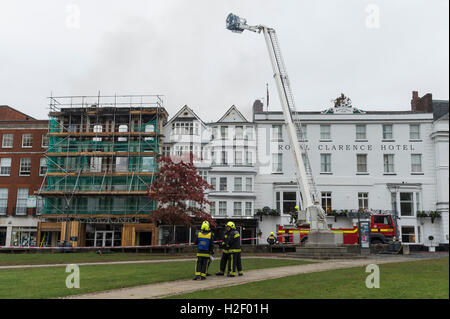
[[0, 258, 311, 299], [171, 257, 449, 299], [0, 252, 190, 266]]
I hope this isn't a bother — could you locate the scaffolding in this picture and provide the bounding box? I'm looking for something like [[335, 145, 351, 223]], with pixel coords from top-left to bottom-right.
[[38, 94, 168, 219]]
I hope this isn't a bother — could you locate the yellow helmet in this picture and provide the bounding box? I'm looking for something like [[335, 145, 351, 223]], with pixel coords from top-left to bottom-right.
[[270, 232, 274, 236], [226, 221, 235, 229], [201, 221, 210, 231], [295, 205, 299, 210]]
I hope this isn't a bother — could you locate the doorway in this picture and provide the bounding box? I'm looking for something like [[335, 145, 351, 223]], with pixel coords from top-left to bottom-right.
[[136, 231, 152, 246]]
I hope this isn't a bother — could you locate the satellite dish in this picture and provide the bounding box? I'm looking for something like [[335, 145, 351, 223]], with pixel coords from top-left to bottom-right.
[[226, 13, 246, 33]]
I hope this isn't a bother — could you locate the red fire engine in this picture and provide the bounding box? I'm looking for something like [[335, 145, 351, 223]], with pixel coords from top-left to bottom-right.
[[277, 214, 397, 245]]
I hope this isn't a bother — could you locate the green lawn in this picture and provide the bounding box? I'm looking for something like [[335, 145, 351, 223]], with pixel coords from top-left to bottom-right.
[[0, 258, 311, 299], [0, 252, 190, 266], [171, 257, 449, 299]]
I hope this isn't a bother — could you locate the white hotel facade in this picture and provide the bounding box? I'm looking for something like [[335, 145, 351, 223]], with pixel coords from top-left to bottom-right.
[[162, 93, 449, 250]]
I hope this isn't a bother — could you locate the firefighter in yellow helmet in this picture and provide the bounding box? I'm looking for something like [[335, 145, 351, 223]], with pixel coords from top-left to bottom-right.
[[267, 231, 278, 245], [215, 221, 235, 276], [193, 220, 214, 280], [225, 221, 243, 277]]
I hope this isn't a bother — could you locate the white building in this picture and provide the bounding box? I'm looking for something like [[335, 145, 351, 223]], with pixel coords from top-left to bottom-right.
[[161, 92, 448, 249]]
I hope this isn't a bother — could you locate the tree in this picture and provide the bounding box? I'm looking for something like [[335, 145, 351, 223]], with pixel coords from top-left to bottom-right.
[[148, 153, 216, 228]]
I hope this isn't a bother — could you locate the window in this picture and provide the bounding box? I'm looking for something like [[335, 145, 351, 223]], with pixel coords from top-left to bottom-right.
[[272, 153, 282, 173], [234, 177, 242, 192], [234, 150, 243, 165], [245, 202, 252, 216], [400, 192, 414, 216], [211, 150, 216, 165], [0, 158, 11, 176], [356, 125, 367, 140], [401, 226, 415, 243], [41, 134, 49, 148], [115, 157, 128, 173], [245, 177, 253, 192], [356, 154, 368, 173], [211, 127, 218, 140], [16, 188, 28, 215], [36, 196, 44, 216], [320, 154, 332, 173], [276, 192, 281, 212], [320, 125, 331, 140], [219, 201, 227, 216], [416, 192, 421, 212], [142, 157, 155, 172], [235, 126, 243, 140], [221, 150, 228, 165], [297, 124, 307, 141], [245, 151, 253, 165], [118, 125, 128, 142], [382, 124, 393, 140], [219, 177, 227, 191], [244, 126, 254, 140], [0, 188, 8, 215], [210, 177, 216, 190], [2, 134, 13, 148], [411, 154, 422, 173], [283, 192, 297, 214], [93, 125, 102, 142], [220, 126, 228, 139], [272, 125, 282, 140], [210, 202, 216, 216], [22, 134, 33, 148], [409, 124, 420, 140], [19, 158, 31, 176], [358, 193, 369, 210], [90, 157, 102, 173], [383, 154, 395, 174], [321, 192, 332, 213], [162, 146, 171, 157], [233, 202, 242, 216], [199, 170, 208, 182], [39, 158, 47, 176]]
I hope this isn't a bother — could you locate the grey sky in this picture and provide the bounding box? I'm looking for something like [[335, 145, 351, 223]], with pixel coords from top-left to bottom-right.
[[0, 0, 448, 122]]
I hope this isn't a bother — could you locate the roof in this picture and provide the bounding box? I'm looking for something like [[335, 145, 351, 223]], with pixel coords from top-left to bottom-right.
[[216, 105, 249, 123], [165, 105, 206, 127], [0, 105, 37, 121]]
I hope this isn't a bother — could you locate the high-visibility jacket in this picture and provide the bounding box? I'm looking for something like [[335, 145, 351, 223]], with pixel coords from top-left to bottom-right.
[[226, 229, 241, 253], [195, 231, 214, 257], [267, 235, 277, 245]]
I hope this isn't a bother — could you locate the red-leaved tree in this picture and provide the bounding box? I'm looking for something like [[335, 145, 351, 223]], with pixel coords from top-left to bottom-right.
[[148, 154, 216, 228]]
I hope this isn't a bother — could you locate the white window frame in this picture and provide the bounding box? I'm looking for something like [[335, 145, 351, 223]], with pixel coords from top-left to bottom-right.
[[409, 124, 420, 140], [356, 154, 368, 174], [245, 177, 253, 192], [0, 188, 8, 215], [41, 134, 49, 148], [219, 201, 227, 216], [320, 125, 331, 140], [245, 202, 252, 216], [383, 154, 395, 174], [272, 125, 283, 141], [2, 134, 13, 148], [0, 158, 12, 176], [272, 153, 282, 173], [16, 188, 29, 216], [233, 202, 242, 216], [358, 192, 369, 210], [320, 153, 332, 173], [382, 124, 393, 140], [234, 126, 243, 140], [356, 125, 367, 140], [39, 158, 47, 176], [219, 177, 227, 192], [411, 154, 423, 173], [234, 177, 242, 192], [19, 158, 31, 176], [234, 150, 243, 165], [22, 133, 33, 148]]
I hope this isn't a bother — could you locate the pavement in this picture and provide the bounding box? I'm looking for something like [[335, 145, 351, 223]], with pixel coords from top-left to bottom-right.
[[62, 254, 447, 299]]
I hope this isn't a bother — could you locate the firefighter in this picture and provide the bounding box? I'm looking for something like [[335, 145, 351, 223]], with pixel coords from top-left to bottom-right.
[[267, 232, 278, 245], [226, 221, 243, 277], [193, 221, 214, 280], [215, 221, 234, 276]]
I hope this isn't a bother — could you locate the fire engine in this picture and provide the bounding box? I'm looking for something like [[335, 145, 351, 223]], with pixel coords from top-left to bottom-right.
[[277, 213, 397, 245]]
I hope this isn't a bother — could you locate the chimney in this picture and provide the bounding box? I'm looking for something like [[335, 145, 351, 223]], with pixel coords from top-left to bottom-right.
[[411, 91, 433, 113], [252, 99, 264, 114]]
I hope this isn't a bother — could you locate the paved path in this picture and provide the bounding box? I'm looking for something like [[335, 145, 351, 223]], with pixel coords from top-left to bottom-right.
[[64, 255, 428, 299]]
